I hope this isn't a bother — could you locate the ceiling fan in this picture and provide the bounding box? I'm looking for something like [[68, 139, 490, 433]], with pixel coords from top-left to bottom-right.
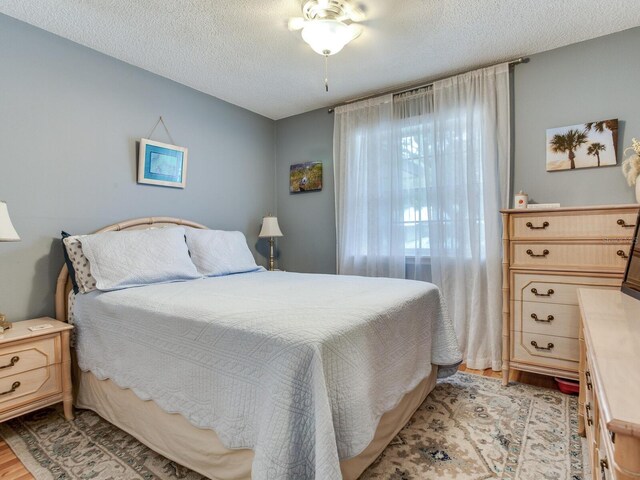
[[288, 0, 365, 91]]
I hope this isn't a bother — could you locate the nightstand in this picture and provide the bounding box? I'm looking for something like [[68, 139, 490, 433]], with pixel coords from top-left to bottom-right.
[[0, 318, 73, 422]]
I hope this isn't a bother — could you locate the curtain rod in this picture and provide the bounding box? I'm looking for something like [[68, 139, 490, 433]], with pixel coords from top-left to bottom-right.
[[327, 57, 529, 113]]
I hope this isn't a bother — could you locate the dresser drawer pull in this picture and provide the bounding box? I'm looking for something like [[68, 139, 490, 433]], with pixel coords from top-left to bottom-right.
[[617, 218, 636, 228], [586, 402, 593, 426], [526, 221, 549, 230], [531, 288, 554, 297], [617, 249, 629, 259], [600, 459, 609, 472], [585, 371, 592, 391], [531, 313, 554, 323], [0, 381, 20, 396], [526, 249, 549, 258], [0, 356, 19, 370], [530, 341, 554, 351]]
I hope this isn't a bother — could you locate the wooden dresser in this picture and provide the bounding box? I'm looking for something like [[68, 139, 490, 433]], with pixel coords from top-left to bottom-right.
[[578, 288, 640, 480], [501, 204, 638, 386]]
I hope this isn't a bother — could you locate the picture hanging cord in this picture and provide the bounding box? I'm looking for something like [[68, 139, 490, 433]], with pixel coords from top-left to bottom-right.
[[147, 116, 176, 145]]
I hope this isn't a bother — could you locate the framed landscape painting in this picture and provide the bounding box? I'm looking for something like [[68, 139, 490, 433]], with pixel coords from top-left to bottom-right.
[[290, 162, 323, 193], [546, 119, 618, 171], [138, 138, 188, 188]]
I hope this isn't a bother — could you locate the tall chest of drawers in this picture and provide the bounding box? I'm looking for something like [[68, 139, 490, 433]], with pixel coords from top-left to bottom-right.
[[500, 204, 639, 386]]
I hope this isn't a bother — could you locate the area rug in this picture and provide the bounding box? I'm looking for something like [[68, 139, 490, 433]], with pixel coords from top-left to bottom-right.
[[0, 372, 585, 479]]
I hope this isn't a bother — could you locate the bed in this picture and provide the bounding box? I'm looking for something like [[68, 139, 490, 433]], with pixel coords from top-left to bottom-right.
[[54, 217, 462, 480]]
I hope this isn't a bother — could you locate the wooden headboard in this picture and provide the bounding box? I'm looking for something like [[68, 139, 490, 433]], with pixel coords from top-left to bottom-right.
[[55, 217, 208, 322]]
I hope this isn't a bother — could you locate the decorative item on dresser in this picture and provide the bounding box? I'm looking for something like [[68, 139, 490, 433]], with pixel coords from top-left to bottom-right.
[[622, 137, 640, 203], [577, 288, 640, 479], [500, 204, 639, 386], [0, 318, 73, 422]]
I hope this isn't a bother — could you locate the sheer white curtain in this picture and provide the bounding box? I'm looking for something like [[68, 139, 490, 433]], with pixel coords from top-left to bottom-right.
[[395, 65, 510, 370], [334, 64, 510, 371], [333, 95, 405, 278]]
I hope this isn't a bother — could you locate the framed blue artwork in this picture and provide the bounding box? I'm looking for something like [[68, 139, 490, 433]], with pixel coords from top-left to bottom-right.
[[138, 138, 188, 188]]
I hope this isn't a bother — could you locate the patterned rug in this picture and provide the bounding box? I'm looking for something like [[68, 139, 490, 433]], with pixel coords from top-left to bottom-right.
[[0, 373, 585, 479]]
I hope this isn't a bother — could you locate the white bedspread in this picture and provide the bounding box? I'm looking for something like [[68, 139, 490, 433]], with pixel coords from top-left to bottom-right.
[[73, 271, 461, 479]]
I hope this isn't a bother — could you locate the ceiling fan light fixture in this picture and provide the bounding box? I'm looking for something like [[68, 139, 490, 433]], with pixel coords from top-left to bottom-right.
[[300, 19, 359, 56], [289, 0, 365, 91], [288, 17, 307, 31]]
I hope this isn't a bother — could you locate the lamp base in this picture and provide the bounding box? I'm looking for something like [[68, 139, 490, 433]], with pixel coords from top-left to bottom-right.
[[0, 313, 11, 330], [267, 237, 276, 271]]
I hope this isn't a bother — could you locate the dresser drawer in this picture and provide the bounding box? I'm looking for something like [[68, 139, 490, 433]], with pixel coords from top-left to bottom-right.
[[511, 331, 579, 371], [0, 365, 62, 413], [0, 336, 59, 380], [512, 301, 580, 338], [598, 424, 615, 480], [511, 273, 621, 305], [511, 242, 630, 272], [510, 210, 637, 240]]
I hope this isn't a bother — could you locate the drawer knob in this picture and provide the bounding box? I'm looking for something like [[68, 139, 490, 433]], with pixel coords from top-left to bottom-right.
[[526, 249, 549, 258], [0, 356, 19, 370], [585, 370, 593, 391], [600, 459, 609, 471], [526, 221, 549, 230], [586, 402, 593, 426], [531, 313, 554, 323], [531, 340, 554, 351], [531, 288, 554, 297], [0, 381, 20, 397], [617, 249, 629, 259], [617, 218, 636, 228]]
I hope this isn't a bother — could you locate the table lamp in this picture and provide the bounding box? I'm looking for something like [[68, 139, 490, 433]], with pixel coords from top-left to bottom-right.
[[259, 216, 283, 271], [0, 201, 20, 330]]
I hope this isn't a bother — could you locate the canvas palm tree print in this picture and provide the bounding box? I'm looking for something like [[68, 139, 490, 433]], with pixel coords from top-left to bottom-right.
[[546, 119, 618, 171]]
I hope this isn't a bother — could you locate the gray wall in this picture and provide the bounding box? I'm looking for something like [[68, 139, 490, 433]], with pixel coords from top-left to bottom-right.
[[275, 108, 336, 273], [514, 27, 640, 206], [0, 14, 276, 321], [275, 27, 640, 273]]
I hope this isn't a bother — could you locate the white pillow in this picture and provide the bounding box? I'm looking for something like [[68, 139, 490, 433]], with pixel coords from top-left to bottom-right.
[[185, 228, 260, 277], [80, 226, 201, 291]]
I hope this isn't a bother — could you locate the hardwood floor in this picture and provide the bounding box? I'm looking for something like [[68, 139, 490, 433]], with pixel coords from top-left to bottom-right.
[[0, 438, 32, 480], [0, 365, 561, 479]]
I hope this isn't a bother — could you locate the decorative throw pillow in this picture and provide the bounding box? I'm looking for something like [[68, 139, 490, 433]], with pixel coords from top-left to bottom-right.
[[62, 232, 97, 293], [185, 228, 261, 277], [79, 226, 201, 291]]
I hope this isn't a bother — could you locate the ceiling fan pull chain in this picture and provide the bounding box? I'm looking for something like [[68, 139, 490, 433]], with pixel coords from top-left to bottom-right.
[[324, 51, 329, 92]]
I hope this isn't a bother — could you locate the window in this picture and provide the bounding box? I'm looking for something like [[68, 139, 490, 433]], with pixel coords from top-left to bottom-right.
[[400, 127, 431, 257], [399, 110, 487, 259]]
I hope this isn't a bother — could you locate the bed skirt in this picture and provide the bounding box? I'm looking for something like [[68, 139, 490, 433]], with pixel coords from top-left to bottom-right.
[[74, 367, 438, 480]]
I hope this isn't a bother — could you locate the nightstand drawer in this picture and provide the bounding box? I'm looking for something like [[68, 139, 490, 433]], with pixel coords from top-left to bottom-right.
[[0, 365, 62, 413], [0, 337, 59, 379]]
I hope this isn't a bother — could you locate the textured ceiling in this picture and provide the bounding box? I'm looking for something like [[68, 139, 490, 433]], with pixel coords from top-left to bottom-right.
[[1, 1, 640, 120]]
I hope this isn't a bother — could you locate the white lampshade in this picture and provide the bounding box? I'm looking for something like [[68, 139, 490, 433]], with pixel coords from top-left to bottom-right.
[[259, 216, 283, 238], [0, 202, 20, 242], [301, 19, 361, 56]]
